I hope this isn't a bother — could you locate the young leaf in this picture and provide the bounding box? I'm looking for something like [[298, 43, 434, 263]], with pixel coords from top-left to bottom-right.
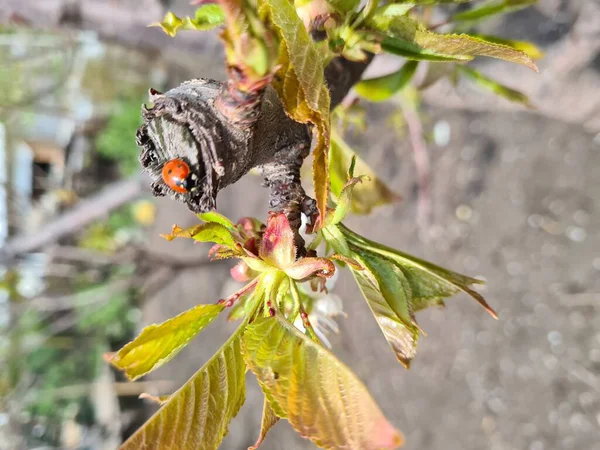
[[259, 212, 297, 268], [150, 6, 225, 37], [369, 14, 538, 71], [242, 315, 404, 450], [457, 65, 533, 107], [354, 61, 419, 102], [452, 0, 537, 23], [249, 397, 280, 450], [371, 3, 415, 20], [161, 222, 238, 250], [329, 130, 400, 217], [339, 223, 497, 318], [260, 0, 331, 226], [109, 304, 224, 380], [120, 318, 248, 450], [198, 211, 237, 230]]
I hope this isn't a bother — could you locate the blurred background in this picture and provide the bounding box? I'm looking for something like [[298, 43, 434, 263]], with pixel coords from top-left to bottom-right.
[[0, 0, 598, 449]]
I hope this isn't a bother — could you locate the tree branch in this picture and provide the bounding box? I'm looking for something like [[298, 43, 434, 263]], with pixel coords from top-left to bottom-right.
[[0, 177, 145, 263]]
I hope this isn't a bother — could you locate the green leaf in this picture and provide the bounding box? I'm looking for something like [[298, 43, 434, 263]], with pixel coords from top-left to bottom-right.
[[261, 0, 331, 226], [249, 397, 280, 450], [329, 130, 400, 217], [327, 0, 361, 13], [355, 61, 418, 102], [150, 6, 225, 37], [120, 318, 247, 450], [242, 315, 404, 450], [470, 34, 544, 59], [452, 0, 537, 22], [192, 223, 239, 248], [339, 223, 497, 318], [370, 14, 538, 70], [381, 38, 474, 62], [350, 254, 420, 367], [373, 3, 415, 18], [109, 304, 224, 380], [198, 211, 236, 230], [161, 222, 238, 250], [457, 65, 533, 107]]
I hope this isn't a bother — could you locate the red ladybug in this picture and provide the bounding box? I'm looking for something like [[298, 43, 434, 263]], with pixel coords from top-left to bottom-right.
[[161, 159, 190, 193]]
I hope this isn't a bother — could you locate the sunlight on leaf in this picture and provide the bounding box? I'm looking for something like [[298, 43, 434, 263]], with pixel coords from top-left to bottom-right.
[[120, 317, 248, 450], [150, 6, 225, 37], [321, 221, 497, 367], [260, 0, 331, 226], [249, 397, 280, 450], [198, 211, 237, 230], [242, 315, 404, 450], [350, 258, 419, 367], [339, 223, 497, 318], [370, 14, 538, 71], [109, 304, 224, 380], [471, 34, 544, 60], [161, 222, 238, 250], [457, 65, 533, 108]]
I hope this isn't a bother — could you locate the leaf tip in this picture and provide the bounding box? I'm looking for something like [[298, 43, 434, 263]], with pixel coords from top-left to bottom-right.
[[372, 416, 405, 449]]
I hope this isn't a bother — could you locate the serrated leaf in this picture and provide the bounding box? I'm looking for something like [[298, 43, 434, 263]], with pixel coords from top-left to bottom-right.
[[162, 222, 238, 250], [139, 393, 171, 405], [350, 255, 419, 367], [198, 211, 237, 230], [249, 397, 280, 449], [457, 65, 533, 107], [339, 223, 497, 318], [470, 34, 544, 59], [150, 6, 225, 37], [261, 0, 331, 226], [370, 14, 538, 71], [120, 318, 248, 450], [329, 130, 400, 216], [452, 0, 537, 22], [242, 315, 404, 450], [355, 61, 418, 102], [109, 304, 224, 380]]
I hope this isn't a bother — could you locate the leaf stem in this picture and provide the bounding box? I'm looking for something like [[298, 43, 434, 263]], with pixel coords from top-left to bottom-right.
[[353, 0, 379, 29]]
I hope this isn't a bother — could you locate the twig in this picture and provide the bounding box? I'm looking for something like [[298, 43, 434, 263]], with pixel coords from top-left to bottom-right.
[[400, 99, 431, 231], [0, 177, 146, 263]]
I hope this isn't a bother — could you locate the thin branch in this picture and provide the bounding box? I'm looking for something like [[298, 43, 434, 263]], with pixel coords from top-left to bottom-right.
[[0, 177, 146, 263], [400, 99, 431, 231]]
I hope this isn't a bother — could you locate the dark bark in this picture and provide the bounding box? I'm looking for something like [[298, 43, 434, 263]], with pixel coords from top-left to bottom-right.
[[137, 55, 373, 251]]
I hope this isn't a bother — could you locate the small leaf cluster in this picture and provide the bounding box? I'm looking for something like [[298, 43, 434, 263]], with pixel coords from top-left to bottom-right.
[[111, 168, 496, 448]]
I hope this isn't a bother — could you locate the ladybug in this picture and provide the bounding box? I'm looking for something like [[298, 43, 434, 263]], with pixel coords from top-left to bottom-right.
[[162, 159, 191, 193]]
